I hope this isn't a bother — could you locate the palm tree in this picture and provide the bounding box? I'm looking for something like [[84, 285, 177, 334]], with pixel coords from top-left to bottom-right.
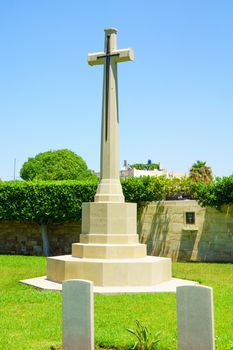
[[190, 160, 213, 184]]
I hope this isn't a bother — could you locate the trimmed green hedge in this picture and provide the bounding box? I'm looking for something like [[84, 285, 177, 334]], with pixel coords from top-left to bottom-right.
[[0, 180, 98, 224], [122, 176, 194, 203], [1, 175, 232, 225], [0, 177, 195, 224]]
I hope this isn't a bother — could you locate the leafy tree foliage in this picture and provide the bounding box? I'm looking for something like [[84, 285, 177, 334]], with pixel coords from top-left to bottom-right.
[[130, 163, 160, 171], [189, 160, 213, 184], [122, 176, 194, 203], [20, 149, 97, 181], [194, 175, 233, 209]]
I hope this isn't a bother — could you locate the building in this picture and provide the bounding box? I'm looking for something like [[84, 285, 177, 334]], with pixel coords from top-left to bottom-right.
[[120, 160, 184, 179]]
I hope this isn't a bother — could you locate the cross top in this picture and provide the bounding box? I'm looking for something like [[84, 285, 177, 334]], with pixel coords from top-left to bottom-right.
[[88, 28, 134, 67], [88, 28, 134, 141]]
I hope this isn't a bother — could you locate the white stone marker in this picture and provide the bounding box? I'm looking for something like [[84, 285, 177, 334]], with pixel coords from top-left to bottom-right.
[[62, 279, 94, 350], [176, 285, 215, 350]]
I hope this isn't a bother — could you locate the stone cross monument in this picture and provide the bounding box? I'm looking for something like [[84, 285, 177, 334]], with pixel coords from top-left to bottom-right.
[[47, 28, 171, 288], [88, 28, 133, 203]]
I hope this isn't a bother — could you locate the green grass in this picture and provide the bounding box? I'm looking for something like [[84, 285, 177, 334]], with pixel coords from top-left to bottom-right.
[[0, 255, 232, 350]]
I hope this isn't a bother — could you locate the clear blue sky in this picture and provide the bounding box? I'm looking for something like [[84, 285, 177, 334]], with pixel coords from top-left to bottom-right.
[[0, 0, 232, 180]]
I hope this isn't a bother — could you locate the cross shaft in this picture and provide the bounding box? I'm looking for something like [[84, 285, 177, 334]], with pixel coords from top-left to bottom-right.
[[88, 28, 134, 202]]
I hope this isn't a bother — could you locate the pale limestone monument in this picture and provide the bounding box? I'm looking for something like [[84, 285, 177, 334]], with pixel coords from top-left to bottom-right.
[[62, 280, 94, 350], [176, 285, 215, 350], [47, 28, 172, 287]]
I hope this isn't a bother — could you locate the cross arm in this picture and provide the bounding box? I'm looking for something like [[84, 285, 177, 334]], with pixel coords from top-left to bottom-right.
[[88, 48, 134, 66], [114, 48, 134, 63], [88, 52, 105, 66]]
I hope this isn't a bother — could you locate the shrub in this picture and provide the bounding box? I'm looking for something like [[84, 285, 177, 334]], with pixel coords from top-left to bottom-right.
[[122, 176, 166, 203], [122, 176, 194, 204], [194, 175, 233, 209], [20, 149, 97, 181], [0, 180, 98, 224]]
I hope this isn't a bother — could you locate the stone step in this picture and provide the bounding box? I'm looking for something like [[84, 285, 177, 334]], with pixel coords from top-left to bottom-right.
[[80, 233, 139, 244], [47, 255, 172, 286], [72, 243, 146, 259]]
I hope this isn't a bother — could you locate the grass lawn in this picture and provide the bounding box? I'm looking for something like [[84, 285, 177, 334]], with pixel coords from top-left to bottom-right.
[[0, 255, 232, 350]]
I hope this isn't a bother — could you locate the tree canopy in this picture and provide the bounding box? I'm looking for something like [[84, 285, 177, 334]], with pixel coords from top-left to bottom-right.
[[194, 175, 233, 209], [20, 149, 97, 181], [189, 160, 213, 184], [130, 163, 160, 171]]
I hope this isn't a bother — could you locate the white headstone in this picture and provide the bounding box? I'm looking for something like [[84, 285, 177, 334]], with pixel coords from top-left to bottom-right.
[[177, 285, 215, 350], [62, 279, 94, 350]]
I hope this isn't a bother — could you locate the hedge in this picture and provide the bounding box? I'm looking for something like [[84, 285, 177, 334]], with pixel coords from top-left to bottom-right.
[[122, 176, 194, 203], [0, 177, 194, 225], [1, 175, 232, 225], [0, 180, 98, 224]]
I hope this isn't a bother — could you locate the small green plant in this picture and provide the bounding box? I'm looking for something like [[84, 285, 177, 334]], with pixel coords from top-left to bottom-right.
[[127, 320, 161, 350]]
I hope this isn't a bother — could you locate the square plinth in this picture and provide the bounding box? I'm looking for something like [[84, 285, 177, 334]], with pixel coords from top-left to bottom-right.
[[82, 202, 137, 236], [47, 255, 172, 287]]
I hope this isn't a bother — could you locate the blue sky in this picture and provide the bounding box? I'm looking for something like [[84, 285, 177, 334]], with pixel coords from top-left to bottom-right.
[[0, 0, 232, 180]]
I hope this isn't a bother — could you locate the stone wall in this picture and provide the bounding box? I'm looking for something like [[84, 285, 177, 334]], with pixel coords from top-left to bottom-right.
[[138, 200, 233, 262], [0, 221, 81, 256], [0, 200, 232, 261]]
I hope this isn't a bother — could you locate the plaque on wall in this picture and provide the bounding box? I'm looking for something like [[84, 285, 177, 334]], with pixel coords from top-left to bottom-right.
[[185, 212, 195, 225]]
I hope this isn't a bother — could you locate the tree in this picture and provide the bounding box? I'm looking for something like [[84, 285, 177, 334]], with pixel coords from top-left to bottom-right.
[[20, 149, 97, 181], [130, 163, 160, 171], [189, 160, 213, 184], [0, 180, 98, 256]]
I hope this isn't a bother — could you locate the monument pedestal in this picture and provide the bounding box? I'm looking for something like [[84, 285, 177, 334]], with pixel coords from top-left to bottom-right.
[[47, 255, 171, 287], [47, 201, 172, 286]]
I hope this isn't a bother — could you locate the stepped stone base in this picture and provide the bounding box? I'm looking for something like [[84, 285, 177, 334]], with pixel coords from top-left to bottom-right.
[[47, 255, 171, 287], [47, 201, 172, 287]]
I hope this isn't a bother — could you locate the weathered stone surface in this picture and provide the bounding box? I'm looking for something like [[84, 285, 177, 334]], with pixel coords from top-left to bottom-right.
[[0, 221, 80, 256], [141, 201, 233, 262], [177, 285, 215, 350], [48, 255, 171, 286], [62, 279, 94, 350]]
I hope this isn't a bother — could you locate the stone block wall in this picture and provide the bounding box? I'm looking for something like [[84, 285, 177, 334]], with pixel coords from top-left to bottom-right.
[[138, 200, 233, 262], [0, 221, 81, 256], [0, 200, 232, 261], [0, 221, 41, 255]]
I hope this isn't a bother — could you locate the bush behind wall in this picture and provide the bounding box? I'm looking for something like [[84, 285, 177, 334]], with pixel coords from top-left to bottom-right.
[[0, 180, 98, 224], [194, 175, 233, 209], [0, 177, 195, 224], [1, 175, 233, 225]]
